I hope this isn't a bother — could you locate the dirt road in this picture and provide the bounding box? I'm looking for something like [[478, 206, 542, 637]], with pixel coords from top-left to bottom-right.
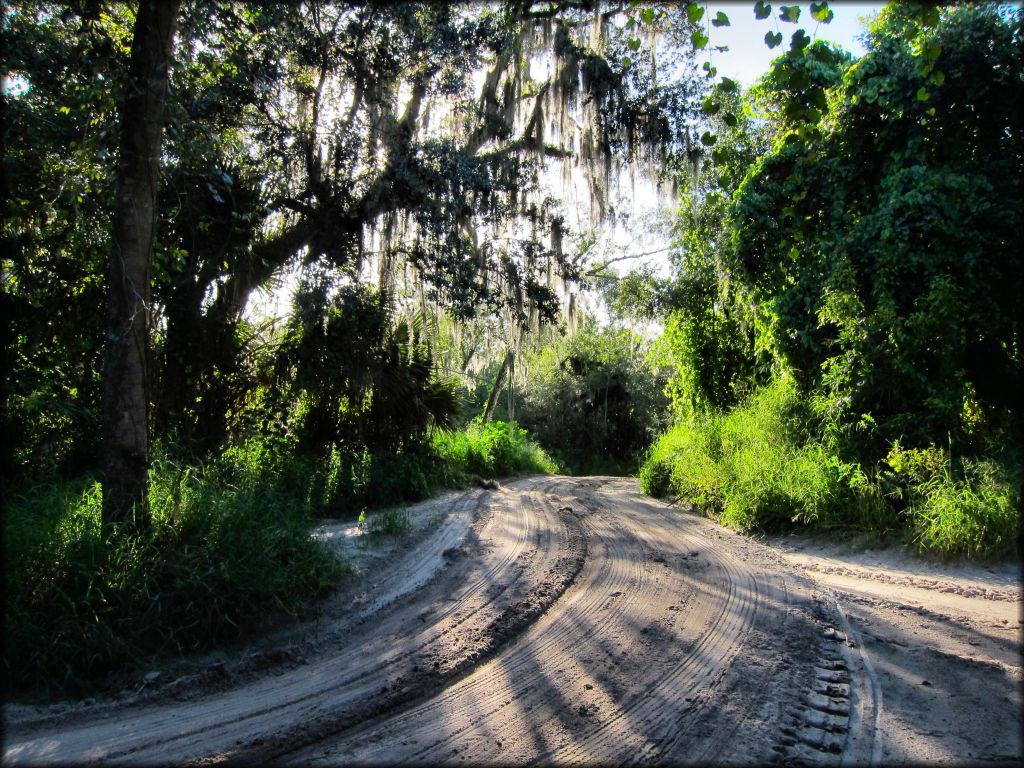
[[4, 476, 1021, 765]]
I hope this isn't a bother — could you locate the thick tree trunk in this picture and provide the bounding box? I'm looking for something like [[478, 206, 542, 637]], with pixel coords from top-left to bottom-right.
[[102, 0, 179, 531]]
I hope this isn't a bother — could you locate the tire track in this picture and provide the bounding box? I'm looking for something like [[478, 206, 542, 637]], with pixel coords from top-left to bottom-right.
[[3, 480, 556, 765], [4, 477, 871, 767], [288, 477, 831, 766]]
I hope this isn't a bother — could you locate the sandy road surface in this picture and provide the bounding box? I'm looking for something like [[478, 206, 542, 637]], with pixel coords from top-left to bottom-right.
[[4, 476, 1020, 765]]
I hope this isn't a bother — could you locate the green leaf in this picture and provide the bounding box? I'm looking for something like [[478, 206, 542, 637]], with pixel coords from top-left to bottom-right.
[[930, 70, 945, 86], [702, 97, 721, 115], [754, 1, 772, 21], [700, 131, 717, 146], [711, 11, 730, 27], [809, 2, 834, 23], [628, 36, 642, 51], [719, 76, 739, 93], [916, 87, 930, 101], [790, 29, 810, 52], [924, 42, 942, 62], [640, 7, 655, 24], [779, 5, 800, 23], [784, 100, 805, 121], [723, 112, 738, 127], [622, 55, 633, 69], [765, 31, 783, 49], [692, 29, 709, 49], [687, 3, 705, 24], [789, 70, 810, 90]]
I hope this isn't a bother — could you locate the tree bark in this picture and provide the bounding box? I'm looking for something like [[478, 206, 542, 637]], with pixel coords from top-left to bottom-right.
[[102, 0, 180, 531], [482, 350, 514, 423]]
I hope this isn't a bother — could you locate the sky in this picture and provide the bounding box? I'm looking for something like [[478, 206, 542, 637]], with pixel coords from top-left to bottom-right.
[[702, 1, 886, 86]]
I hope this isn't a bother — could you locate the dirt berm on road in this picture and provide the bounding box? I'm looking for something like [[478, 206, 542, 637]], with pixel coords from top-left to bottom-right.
[[4, 476, 1021, 765]]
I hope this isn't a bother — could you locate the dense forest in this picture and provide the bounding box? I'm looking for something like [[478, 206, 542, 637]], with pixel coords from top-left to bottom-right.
[[3, 1, 1021, 697]]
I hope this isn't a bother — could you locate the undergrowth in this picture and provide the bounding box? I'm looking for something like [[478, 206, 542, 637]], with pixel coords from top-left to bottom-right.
[[3, 447, 342, 700], [640, 379, 1020, 560], [3, 420, 556, 700]]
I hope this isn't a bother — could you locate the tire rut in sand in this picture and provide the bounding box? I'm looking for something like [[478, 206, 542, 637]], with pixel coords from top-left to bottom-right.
[[291, 478, 854, 767], [224, 479, 587, 764], [4, 477, 878, 767]]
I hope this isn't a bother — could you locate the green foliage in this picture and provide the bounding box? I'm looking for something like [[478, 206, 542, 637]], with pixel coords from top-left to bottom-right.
[[516, 323, 670, 474], [430, 419, 559, 480], [3, 415, 555, 698], [643, 5, 1022, 562], [641, 379, 890, 534], [2, 4, 128, 485], [274, 281, 459, 456], [3, 443, 343, 698], [732, 6, 1023, 456], [641, 379, 1020, 559], [657, 80, 772, 416], [362, 506, 412, 538], [905, 461, 1020, 561], [882, 442, 1021, 560]]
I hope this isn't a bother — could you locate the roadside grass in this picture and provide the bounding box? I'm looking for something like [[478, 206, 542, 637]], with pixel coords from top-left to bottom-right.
[[3, 446, 343, 700], [640, 380, 1020, 560], [359, 505, 411, 538], [429, 418, 559, 482], [3, 420, 556, 700]]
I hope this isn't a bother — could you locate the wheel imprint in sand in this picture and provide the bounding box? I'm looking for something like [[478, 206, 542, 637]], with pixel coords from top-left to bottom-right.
[[4, 477, 872, 767]]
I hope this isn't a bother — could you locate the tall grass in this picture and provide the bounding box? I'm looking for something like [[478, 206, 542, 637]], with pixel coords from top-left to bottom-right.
[[884, 442, 1020, 559], [640, 379, 1019, 559], [429, 418, 559, 481], [4, 420, 557, 699], [3, 443, 343, 699]]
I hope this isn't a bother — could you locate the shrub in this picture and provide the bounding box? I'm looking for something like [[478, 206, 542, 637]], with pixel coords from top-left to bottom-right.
[[885, 444, 1021, 560], [641, 379, 893, 535], [642, 379, 1019, 558], [3, 445, 343, 699], [430, 419, 559, 480]]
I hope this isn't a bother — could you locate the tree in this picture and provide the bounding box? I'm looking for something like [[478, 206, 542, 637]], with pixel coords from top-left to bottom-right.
[[655, 74, 774, 416], [731, 5, 1023, 455], [145, 0, 703, 454], [5, 1, 706, 492], [517, 319, 669, 470], [102, 0, 180, 530]]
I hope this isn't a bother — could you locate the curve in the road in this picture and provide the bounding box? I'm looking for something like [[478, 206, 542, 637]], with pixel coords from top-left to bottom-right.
[[3, 477, 874, 767]]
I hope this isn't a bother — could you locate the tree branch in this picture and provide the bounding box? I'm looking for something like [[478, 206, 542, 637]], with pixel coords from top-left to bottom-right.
[[586, 246, 669, 276]]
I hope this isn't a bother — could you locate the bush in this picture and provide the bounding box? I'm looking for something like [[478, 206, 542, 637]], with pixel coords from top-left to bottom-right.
[[430, 419, 559, 480], [516, 324, 670, 474], [641, 379, 893, 535], [3, 443, 343, 699], [641, 379, 1020, 559], [884, 442, 1021, 560], [4, 419, 559, 698]]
